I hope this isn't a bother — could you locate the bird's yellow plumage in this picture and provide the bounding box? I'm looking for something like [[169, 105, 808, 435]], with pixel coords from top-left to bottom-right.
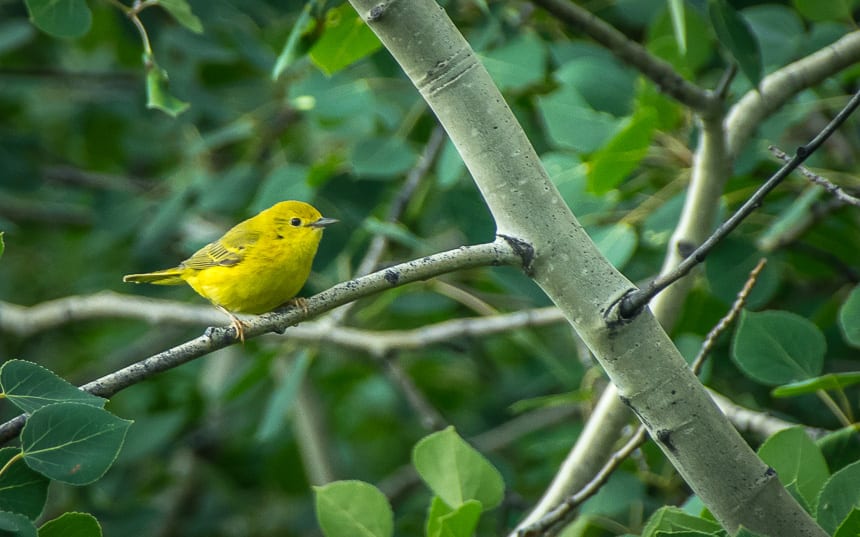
[[124, 200, 337, 340]]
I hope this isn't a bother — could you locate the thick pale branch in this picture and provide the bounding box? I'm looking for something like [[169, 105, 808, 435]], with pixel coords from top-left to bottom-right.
[[349, 1, 826, 534], [727, 31, 860, 158]]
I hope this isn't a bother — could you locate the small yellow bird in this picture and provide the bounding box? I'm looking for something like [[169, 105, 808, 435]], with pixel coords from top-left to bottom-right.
[[124, 200, 337, 341]]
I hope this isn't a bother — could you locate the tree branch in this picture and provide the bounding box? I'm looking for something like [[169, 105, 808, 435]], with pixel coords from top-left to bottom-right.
[[0, 239, 521, 444], [350, 1, 825, 534], [620, 88, 860, 317], [726, 31, 860, 158], [531, 0, 719, 116]]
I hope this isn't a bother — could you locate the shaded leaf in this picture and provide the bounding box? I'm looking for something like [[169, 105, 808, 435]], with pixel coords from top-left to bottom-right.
[[708, 0, 762, 88], [731, 310, 825, 385], [0, 360, 106, 414], [38, 512, 102, 537], [0, 447, 49, 520], [772, 372, 860, 398], [24, 0, 91, 38], [273, 1, 315, 80], [0, 511, 36, 537], [839, 285, 860, 348], [21, 403, 132, 485]]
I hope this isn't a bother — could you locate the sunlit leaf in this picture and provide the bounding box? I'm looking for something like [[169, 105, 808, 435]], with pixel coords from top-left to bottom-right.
[[412, 426, 504, 510], [310, 4, 382, 75], [145, 55, 190, 117], [314, 481, 392, 537]]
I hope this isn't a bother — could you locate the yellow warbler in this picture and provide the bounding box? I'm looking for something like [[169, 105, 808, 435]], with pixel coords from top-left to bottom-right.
[[124, 200, 337, 340]]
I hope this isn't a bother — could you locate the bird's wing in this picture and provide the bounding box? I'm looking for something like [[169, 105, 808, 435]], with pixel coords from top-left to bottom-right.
[[181, 226, 261, 270]]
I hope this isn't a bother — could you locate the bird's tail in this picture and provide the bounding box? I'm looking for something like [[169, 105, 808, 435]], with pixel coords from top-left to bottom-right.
[[123, 268, 186, 285]]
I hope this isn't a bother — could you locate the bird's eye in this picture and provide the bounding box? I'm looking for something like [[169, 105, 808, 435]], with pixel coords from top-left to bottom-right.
[[290, 218, 302, 227]]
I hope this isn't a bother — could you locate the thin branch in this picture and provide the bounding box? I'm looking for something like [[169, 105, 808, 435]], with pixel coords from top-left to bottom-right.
[[379, 353, 448, 431], [522, 258, 774, 536], [620, 87, 860, 318], [690, 258, 767, 375], [727, 31, 860, 159], [531, 0, 719, 116], [0, 295, 564, 354], [354, 125, 447, 279], [0, 239, 522, 444], [770, 146, 860, 207]]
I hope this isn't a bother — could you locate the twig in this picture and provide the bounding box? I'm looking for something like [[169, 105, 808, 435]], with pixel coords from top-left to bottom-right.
[[690, 258, 767, 375], [769, 146, 860, 207], [620, 87, 860, 318], [379, 353, 448, 431], [0, 239, 522, 445], [521, 259, 772, 536], [531, 0, 718, 117], [518, 426, 648, 536]]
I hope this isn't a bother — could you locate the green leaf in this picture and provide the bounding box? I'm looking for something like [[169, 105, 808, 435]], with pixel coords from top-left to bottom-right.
[[351, 137, 417, 179], [273, 1, 315, 80], [667, 0, 687, 54], [587, 108, 656, 193], [589, 223, 637, 270], [708, 0, 762, 88], [816, 460, 860, 534], [0, 511, 36, 537], [0, 360, 106, 414], [817, 426, 860, 473], [24, 0, 91, 39], [38, 512, 101, 537], [145, 55, 190, 117], [412, 426, 504, 510], [537, 87, 621, 153], [705, 238, 779, 309], [731, 310, 825, 385], [839, 285, 860, 348], [757, 427, 829, 511], [0, 447, 49, 520], [309, 4, 382, 75], [158, 0, 203, 34], [0, 232, 4, 260], [833, 508, 860, 537], [792, 0, 856, 22], [772, 372, 860, 398], [426, 497, 482, 537], [20, 403, 132, 485], [641, 506, 722, 535], [255, 351, 313, 442], [481, 32, 547, 92], [314, 481, 392, 537]]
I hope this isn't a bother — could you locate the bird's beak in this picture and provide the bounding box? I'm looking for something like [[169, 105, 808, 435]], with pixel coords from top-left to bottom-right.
[[308, 217, 339, 228]]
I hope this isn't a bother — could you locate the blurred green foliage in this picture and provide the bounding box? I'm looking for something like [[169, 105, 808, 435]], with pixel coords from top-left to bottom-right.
[[0, 0, 859, 535]]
